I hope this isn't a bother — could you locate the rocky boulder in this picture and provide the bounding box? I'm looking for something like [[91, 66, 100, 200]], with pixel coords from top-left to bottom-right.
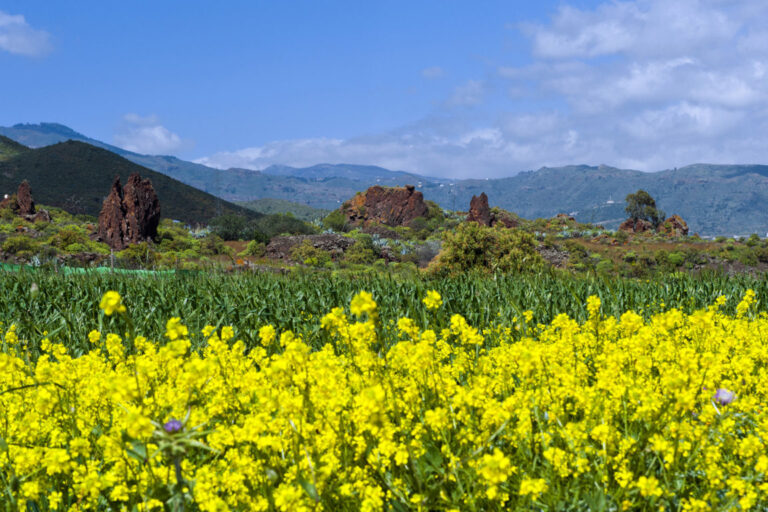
[[122, 174, 161, 245], [466, 192, 518, 228], [619, 218, 654, 234], [658, 215, 689, 237], [266, 234, 356, 261], [342, 185, 428, 227], [97, 174, 161, 250], [467, 193, 492, 226], [16, 181, 35, 215], [0, 181, 51, 223]]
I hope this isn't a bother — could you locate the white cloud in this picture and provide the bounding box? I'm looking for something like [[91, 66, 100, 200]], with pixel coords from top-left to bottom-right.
[[446, 80, 485, 107], [0, 11, 51, 56], [114, 114, 185, 155], [421, 66, 444, 79], [199, 0, 768, 177]]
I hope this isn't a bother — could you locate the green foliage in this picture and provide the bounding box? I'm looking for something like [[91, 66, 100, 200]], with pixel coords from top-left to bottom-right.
[[291, 240, 332, 267], [2, 235, 39, 254], [323, 210, 349, 232], [240, 240, 266, 258], [210, 214, 248, 241], [435, 222, 543, 274], [237, 198, 329, 222], [344, 240, 377, 265], [117, 242, 159, 267], [253, 214, 316, 239], [625, 190, 665, 227], [210, 213, 315, 242]]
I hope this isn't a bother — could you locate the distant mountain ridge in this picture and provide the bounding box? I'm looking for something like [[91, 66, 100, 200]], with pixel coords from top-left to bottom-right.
[[3, 123, 768, 236]]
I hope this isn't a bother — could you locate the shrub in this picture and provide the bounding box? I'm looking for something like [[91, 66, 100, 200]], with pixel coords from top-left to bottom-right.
[[210, 214, 248, 241], [323, 210, 349, 232], [344, 240, 377, 265], [2, 236, 38, 254], [240, 240, 266, 258], [435, 222, 543, 274], [291, 240, 332, 267]]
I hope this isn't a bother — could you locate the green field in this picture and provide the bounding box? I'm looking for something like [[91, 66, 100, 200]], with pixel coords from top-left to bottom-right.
[[3, 268, 765, 354]]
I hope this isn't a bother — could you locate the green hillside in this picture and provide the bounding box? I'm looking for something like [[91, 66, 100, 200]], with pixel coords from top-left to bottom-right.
[[237, 198, 329, 221], [0, 135, 29, 161], [0, 140, 259, 225]]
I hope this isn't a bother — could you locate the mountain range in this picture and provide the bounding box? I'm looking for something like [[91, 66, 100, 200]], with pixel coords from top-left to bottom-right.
[[2, 123, 768, 236]]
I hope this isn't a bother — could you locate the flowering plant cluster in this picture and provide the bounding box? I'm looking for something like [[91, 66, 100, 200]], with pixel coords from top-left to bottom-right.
[[0, 289, 765, 510]]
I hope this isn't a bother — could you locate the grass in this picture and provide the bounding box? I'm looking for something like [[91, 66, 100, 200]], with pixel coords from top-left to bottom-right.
[[3, 269, 766, 355]]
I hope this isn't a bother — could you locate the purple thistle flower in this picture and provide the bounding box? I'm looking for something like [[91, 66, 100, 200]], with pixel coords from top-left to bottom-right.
[[714, 388, 735, 406], [164, 419, 183, 433]]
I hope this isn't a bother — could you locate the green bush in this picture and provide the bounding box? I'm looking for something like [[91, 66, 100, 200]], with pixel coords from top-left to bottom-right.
[[291, 240, 332, 267], [322, 210, 349, 232], [117, 242, 159, 267], [2, 236, 39, 254], [240, 240, 266, 258], [435, 222, 543, 274], [344, 240, 376, 265]]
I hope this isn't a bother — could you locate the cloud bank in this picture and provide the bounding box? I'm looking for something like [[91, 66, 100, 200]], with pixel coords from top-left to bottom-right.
[[200, 0, 768, 177], [114, 114, 186, 155], [0, 10, 51, 57]]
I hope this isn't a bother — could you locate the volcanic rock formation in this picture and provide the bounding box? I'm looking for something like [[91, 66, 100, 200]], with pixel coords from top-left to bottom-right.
[[97, 174, 160, 250], [466, 192, 518, 228], [658, 215, 689, 237], [16, 180, 35, 215], [618, 218, 655, 234], [342, 185, 428, 227], [0, 181, 51, 222], [467, 193, 492, 226]]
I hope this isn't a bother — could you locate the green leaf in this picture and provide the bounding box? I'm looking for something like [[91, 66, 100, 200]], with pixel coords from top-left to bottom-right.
[[297, 476, 320, 502]]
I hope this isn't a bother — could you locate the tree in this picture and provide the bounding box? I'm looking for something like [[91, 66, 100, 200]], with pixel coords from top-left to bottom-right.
[[625, 190, 665, 227]]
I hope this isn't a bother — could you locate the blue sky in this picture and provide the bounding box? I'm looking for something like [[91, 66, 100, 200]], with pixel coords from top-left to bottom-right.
[[2, 1, 767, 177]]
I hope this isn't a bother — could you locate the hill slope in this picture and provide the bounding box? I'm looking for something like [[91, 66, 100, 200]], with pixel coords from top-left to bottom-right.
[[0, 135, 29, 161], [0, 140, 259, 225]]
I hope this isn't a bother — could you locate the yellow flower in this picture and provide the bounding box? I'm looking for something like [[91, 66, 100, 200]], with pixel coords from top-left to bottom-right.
[[99, 290, 126, 316], [88, 330, 101, 344], [478, 449, 515, 485], [636, 476, 663, 498], [350, 291, 377, 317], [259, 324, 276, 346], [519, 478, 548, 498], [587, 295, 601, 318], [165, 317, 188, 340], [221, 325, 234, 341], [423, 290, 443, 310]]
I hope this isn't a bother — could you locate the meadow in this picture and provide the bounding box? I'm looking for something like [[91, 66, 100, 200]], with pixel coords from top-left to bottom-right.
[[1, 269, 767, 510]]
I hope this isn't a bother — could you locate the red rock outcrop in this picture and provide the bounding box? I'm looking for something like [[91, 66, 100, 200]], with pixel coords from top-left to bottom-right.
[[97, 174, 160, 250], [0, 181, 51, 222], [466, 192, 518, 228], [122, 174, 161, 245], [342, 185, 428, 227], [16, 181, 35, 215], [658, 215, 689, 237], [619, 218, 654, 233], [467, 193, 492, 226]]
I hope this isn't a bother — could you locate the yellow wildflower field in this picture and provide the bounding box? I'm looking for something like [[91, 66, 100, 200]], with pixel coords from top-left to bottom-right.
[[0, 290, 766, 511]]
